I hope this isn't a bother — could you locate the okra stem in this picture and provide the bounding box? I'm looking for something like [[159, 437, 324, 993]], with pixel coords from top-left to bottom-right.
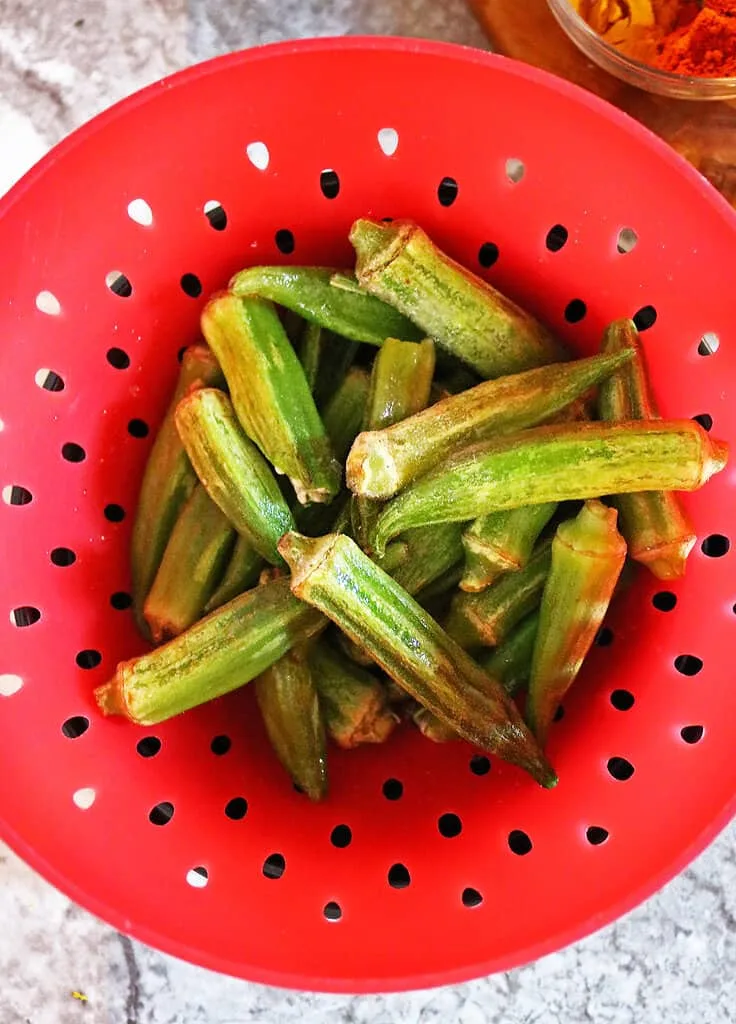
[[175, 388, 295, 565], [372, 420, 728, 555], [309, 641, 399, 748], [347, 350, 635, 500], [279, 532, 556, 787], [203, 535, 263, 614], [351, 218, 564, 377], [461, 503, 557, 593]]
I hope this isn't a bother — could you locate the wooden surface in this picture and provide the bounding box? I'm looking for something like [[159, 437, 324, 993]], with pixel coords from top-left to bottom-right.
[[468, 0, 736, 204]]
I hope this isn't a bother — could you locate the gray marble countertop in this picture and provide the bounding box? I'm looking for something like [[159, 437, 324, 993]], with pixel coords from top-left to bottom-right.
[[1, 2, 735, 1022]]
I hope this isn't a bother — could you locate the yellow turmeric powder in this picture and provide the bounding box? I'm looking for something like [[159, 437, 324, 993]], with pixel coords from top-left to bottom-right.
[[571, 1, 704, 70]]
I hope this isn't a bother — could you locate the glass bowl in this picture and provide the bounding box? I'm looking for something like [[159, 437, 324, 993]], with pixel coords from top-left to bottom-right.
[[547, 0, 736, 100]]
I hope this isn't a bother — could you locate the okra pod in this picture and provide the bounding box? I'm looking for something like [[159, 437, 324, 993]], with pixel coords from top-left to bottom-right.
[[95, 578, 325, 725], [347, 350, 634, 500], [130, 345, 223, 626], [526, 501, 627, 745], [279, 532, 556, 787], [598, 319, 696, 579], [230, 266, 423, 346], [313, 334, 361, 410], [201, 293, 340, 503], [478, 612, 539, 696], [255, 645, 328, 801], [446, 540, 552, 649], [461, 503, 557, 593], [143, 484, 236, 643], [391, 522, 465, 597], [321, 367, 371, 463], [309, 641, 398, 748], [350, 218, 564, 377], [298, 321, 324, 393], [372, 420, 728, 554], [175, 388, 295, 565], [203, 535, 263, 614]]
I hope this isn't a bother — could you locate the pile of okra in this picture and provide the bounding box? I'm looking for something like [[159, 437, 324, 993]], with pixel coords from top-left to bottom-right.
[[95, 218, 728, 797]]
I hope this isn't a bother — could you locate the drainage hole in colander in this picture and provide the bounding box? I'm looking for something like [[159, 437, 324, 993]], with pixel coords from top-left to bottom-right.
[[469, 755, 491, 776], [698, 332, 720, 356], [633, 305, 657, 331], [180, 274, 203, 299], [320, 170, 340, 200], [106, 347, 130, 370], [35, 290, 61, 315], [105, 271, 133, 298], [388, 863, 411, 889], [508, 830, 533, 856], [50, 547, 76, 567], [34, 369, 65, 392], [62, 442, 86, 463], [186, 867, 209, 889], [607, 756, 635, 781], [104, 504, 126, 523], [10, 606, 40, 628], [127, 198, 153, 227], [330, 824, 352, 848], [0, 674, 23, 697], [564, 299, 587, 324], [263, 853, 286, 879], [610, 688, 635, 711], [382, 778, 403, 800], [681, 725, 704, 744], [203, 200, 227, 231], [73, 788, 96, 810], [61, 715, 89, 739], [478, 243, 499, 269], [225, 797, 248, 820], [275, 230, 295, 255], [76, 649, 102, 670], [693, 413, 713, 431], [149, 801, 174, 826], [246, 141, 270, 170], [462, 888, 484, 908], [652, 591, 677, 612], [586, 826, 609, 846], [323, 901, 342, 921], [2, 485, 32, 506], [110, 591, 132, 610], [211, 734, 231, 755], [545, 225, 568, 252], [437, 177, 458, 207], [674, 654, 703, 676], [136, 736, 161, 758], [553, 705, 565, 722], [505, 158, 525, 184], [701, 534, 729, 558], [594, 626, 614, 647], [127, 418, 149, 439], [616, 227, 638, 254], [377, 127, 399, 157], [438, 813, 463, 838]]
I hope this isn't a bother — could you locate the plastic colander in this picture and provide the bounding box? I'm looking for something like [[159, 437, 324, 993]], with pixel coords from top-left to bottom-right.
[[1, 37, 735, 994]]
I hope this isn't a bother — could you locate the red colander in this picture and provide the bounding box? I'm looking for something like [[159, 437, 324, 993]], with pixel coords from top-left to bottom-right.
[[1, 37, 735, 994]]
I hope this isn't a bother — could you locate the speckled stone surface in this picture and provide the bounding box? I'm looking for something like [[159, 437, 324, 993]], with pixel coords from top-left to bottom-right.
[[1, 3, 735, 1022]]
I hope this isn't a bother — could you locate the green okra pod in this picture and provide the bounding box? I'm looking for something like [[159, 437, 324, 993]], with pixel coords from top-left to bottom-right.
[[201, 293, 340, 503], [372, 419, 728, 554], [230, 266, 423, 346], [446, 540, 552, 649], [598, 319, 696, 579], [278, 532, 556, 787], [346, 350, 635, 500], [478, 612, 539, 696], [461, 503, 557, 593], [255, 645, 328, 801], [350, 218, 564, 378], [391, 522, 465, 597], [321, 367, 371, 464], [95, 578, 325, 725], [175, 388, 295, 565], [526, 501, 627, 746], [143, 483, 236, 643], [130, 344, 224, 628], [309, 641, 398, 748], [298, 321, 324, 393], [203, 535, 263, 614], [313, 334, 361, 410]]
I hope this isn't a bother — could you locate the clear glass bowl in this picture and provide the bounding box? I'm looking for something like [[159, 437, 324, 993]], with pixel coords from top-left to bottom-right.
[[547, 0, 736, 100]]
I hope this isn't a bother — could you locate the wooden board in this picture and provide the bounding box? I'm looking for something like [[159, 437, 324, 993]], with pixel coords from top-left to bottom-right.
[[468, 0, 736, 205]]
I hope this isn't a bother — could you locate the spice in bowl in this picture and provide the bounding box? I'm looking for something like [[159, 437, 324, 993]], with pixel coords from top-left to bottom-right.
[[571, 1, 736, 77]]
